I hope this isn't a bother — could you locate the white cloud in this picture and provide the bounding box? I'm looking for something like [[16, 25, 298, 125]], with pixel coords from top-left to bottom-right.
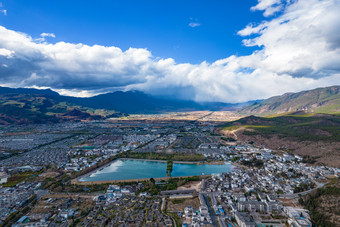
[[188, 22, 200, 28], [0, 2, 6, 15], [251, 0, 285, 17], [0, 48, 14, 57], [189, 18, 201, 28], [35, 32, 56, 43], [238, 0, 340, 78], [0, 0, 339, 102], [40, 33, 56, 38]]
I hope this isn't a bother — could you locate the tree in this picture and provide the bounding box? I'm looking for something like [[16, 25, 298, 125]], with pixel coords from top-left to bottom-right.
[[166, 160, 173, 177], [298, 198, 305, 206]]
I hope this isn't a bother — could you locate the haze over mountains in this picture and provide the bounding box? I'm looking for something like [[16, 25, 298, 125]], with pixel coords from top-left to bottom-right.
[[63, 90, 249, 113], [0, 85, 338, 124], [0, 86, 249, 124]]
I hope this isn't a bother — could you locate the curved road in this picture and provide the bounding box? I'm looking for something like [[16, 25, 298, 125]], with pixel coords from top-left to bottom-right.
[[278, 180, 326, 199]]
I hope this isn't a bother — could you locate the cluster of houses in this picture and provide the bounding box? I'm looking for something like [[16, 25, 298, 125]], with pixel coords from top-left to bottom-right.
[[0, 182, 41, 223], [64, 134, 159, 171], [80, 194, 172, 226], [182, 205, 212, 226]]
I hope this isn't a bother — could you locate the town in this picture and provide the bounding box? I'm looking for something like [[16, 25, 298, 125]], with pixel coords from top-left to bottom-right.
[[0, 119, 339, 227]]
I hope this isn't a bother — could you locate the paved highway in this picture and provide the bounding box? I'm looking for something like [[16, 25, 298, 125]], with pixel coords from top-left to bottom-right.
[[209, 192, 228, 227], [278, 180, 326, 199], [202, 193, 218, 227]]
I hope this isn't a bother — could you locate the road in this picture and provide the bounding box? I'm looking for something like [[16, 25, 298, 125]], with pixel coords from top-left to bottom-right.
[[194, 111, 214, 122], [211, 192, 228, 227], [202, 193, 218, 227], [218, 216, 227, 227], [204, 192, 229, 227], [161, 197, 176, 227], [278, 180, 326, 199]]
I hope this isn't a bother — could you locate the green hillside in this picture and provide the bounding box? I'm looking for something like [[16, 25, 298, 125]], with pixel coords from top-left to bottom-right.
[[220, 112, 340, 167], [0, 93, 122, 124], [222, 112, 340, 142], [240, 86, 340, 116]]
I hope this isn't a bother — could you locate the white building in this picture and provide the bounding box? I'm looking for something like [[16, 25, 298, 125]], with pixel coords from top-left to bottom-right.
[[0, 172, 9, 184]]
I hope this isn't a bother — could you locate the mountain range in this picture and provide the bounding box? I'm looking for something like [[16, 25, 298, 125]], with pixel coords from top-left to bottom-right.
[[0, 87, 247, 124], [63, 90, 249, 113], [239, 86, 340, 116], [0, 85, 339, 124]]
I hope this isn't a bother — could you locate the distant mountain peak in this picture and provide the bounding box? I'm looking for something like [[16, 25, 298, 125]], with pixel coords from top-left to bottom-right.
[[0, 86, 59, 96]]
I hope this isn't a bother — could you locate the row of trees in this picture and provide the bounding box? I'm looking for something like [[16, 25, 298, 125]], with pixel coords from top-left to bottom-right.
[[118, 151, 206, 161], [241, 158, 264, 168], [166, 160, 173, 177]]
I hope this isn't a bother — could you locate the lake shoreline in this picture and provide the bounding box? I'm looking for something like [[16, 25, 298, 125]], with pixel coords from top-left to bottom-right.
[[72, 175, 211, 185], [119, 158, 226, 165], [77, 158, 234, 183]]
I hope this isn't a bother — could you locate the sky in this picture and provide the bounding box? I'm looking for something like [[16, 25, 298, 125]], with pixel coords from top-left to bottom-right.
[[0, 0, 339, 102]]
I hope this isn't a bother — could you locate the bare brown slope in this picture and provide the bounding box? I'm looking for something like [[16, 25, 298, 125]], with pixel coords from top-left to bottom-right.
[[220, 113, 340, 167]]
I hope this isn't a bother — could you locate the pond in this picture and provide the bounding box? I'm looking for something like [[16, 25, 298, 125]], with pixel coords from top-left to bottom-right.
[[79, 159, 234, 181]]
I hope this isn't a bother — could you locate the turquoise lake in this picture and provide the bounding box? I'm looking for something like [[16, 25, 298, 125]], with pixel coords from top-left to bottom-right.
[[79, 159, 234, 181]]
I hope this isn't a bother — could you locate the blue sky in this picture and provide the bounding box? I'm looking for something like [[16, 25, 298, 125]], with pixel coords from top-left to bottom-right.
[[0, 0, 339, 102], [0, 0, 263, 64]]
